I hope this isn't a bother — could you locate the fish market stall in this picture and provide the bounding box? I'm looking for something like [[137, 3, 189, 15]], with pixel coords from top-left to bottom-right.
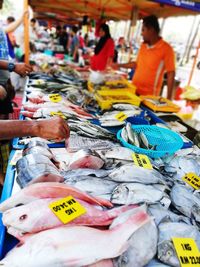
[[0, 67, 200, 267]]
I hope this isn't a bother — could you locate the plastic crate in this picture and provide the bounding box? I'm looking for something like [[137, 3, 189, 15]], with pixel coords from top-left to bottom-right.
[[141, 95, 180, 113], [95, 91, 141, 110], [117, 125, 183, 159]]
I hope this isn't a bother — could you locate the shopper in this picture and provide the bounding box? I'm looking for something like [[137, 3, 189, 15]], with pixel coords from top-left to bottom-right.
[[70, 26, 79, 62], [113, 15, 175, 99], [90, 23, 115, 71]]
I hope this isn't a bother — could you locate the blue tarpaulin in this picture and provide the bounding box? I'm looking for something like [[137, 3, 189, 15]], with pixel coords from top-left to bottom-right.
[[152, 0, 200, 12]]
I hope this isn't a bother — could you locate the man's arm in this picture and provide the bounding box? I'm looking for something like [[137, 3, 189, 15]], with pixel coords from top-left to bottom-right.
[[112, 61, 137, 70], [0, 61, 32, 76], [0, 117, 70, 141], [167, 71, 175, 100], [5, 10, 28, 33]]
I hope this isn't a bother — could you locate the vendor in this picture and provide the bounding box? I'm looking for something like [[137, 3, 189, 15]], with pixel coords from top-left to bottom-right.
[[113, 15, 175, 99], [90, 23, 115, 71]]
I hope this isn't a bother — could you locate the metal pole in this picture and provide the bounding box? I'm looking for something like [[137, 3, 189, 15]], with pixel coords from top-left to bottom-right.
[[24, 0, 29, 64]]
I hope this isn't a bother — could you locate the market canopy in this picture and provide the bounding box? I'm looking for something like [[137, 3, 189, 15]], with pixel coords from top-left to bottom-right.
[[29, 0, 200, 21]]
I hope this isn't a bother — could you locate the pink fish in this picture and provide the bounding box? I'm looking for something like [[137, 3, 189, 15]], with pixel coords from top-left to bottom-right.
[[0, 209, 150, 267], [0, 182, 113, 213], [2, 198, 136, 239], [86, 259, 114, 267]]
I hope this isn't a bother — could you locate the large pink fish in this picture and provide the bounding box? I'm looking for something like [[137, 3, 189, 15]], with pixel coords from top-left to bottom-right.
[[0, 182, 113, 212], [87, 259, 114, 267], [2, 198, 136, 239], [0, 210, 150, 267]]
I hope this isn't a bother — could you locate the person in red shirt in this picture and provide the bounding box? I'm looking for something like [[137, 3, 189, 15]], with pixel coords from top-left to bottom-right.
[[91, 24, 115, 71]]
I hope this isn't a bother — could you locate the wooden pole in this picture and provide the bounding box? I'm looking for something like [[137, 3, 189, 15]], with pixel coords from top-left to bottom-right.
[[187, 40, 200, 86], [24, 0, 29, 64]]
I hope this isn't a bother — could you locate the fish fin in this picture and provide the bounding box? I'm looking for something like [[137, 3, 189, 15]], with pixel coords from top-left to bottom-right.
[[118, 241, 129, 255]]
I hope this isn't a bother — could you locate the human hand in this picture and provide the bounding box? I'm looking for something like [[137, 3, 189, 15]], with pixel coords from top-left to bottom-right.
[[33, 117, 70, 142], [0, 86, 7, 100], [14, 63, 33, 77]]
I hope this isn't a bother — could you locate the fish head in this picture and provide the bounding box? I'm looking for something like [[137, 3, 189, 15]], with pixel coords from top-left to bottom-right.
[[111, 185, 129, 205], [2, 204, 38, 234], [157, 240, 179, 266]]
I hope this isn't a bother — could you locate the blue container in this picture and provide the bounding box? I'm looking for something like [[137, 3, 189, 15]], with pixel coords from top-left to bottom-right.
[[44, 50, 53, 56], [0, 151, 17, 259], [117, 125, 184, 159]]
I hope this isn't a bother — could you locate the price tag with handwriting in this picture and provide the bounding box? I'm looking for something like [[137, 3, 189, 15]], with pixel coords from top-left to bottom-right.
[[49, 196, 86, 224]]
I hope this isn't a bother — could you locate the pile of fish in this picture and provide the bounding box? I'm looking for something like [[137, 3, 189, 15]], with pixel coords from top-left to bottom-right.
[[0, 183, 156, 267], [1, 69, 200, 266]]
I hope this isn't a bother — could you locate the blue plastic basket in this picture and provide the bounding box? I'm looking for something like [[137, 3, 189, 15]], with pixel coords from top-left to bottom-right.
[[117, 125, 184, 158]]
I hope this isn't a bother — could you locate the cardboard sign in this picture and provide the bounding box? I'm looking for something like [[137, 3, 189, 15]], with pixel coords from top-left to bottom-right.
[[49, 93, 62, 103], [182, 173, 200, 190], [132, 153, 152, 169], [49, 196, 86, 224], [172, 237, 200, 266], [115, 112, 128, 122]]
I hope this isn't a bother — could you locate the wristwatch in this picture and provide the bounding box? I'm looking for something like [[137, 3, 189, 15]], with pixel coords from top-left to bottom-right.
[[8, 62, 15, 72]]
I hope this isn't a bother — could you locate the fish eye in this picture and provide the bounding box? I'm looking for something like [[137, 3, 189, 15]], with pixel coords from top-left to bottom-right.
[[19, 214, 27, 221], [167, 250, 172, 256]]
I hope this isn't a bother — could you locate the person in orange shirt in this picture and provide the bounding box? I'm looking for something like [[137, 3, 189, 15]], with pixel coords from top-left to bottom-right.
[[113, 15, 175, 99]]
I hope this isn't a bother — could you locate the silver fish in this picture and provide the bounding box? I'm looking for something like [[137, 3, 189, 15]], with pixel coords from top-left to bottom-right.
[[145, 259, 171, 266], [112, 104, 141, 111], [170, 184, 200, 222], [148, 204, 191, 225], [96, 147, 133, 162], [126, 123, 140, 147], [109, 164, 165, 184], [61, 168, 110, 179], [64, 175, 117, 196], [121, 127, 128, 142], [157, 222, 200, 266], [111, 183, 165, 205]]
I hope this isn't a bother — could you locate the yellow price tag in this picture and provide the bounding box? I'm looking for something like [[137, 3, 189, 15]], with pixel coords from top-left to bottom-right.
[[172, 238, 200, 266], [49, 196, 86, 224], [50, 111, 66, 119], [132, 153, 153, 169], [182, 173, 200, 190], [115, 112, 128, 122], [49, 93, 62, 103]]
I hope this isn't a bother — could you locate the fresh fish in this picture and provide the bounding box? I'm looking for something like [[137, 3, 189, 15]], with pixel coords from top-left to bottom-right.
[[109, 164, 165, 184], [126, 123, 140, 147], [68, 149, 104, 170], [121, 127, 128, 142], [61, 168, 110, 179], [67, 134, 119, 152], [145, 259, 171, 266], [0, 182, 113, 212], [111, 183, 166, 205], [112, 205, 158, 267], [16, 154, 63, 188], [170, 184, 200, 222], [148, 204, 191, 225], [22, 146, 54, 160], [112, 104, 141, 111], [0, 210, 150, 267], [87, 259, 114, 267], [139, 132, 149, 149], [25, 140, 49, 149], [2, 198, 133, 238], [157, 222, 200, 266], [64, 175, 117, 196], [96, 147, 133, 162]]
